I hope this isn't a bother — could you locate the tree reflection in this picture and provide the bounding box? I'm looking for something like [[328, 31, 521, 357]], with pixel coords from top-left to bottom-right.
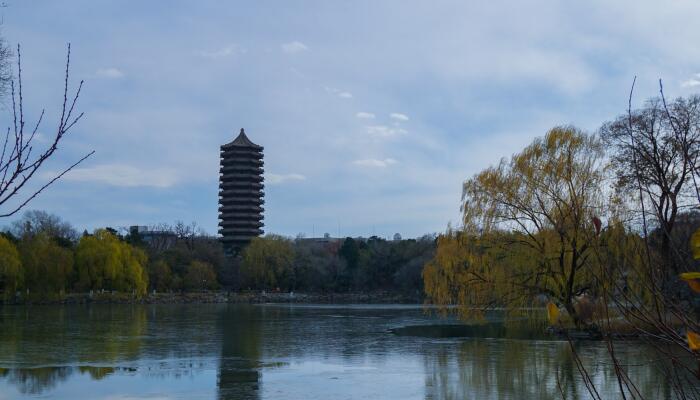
[[422, 338, 673, 400], [0, 305, 146, 395], [0, 366, 72, 395]]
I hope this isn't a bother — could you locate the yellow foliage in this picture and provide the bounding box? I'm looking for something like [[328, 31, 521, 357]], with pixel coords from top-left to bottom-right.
[[688, 281, 700, 293], [240, 235, 295, 290], [75, 229, 148, 295], [0, 236, 23, 295], [680, 272, 700, 280], [423, 229, 538, 319], [688, 330, 700, 351], [547, 302, 560, 325], [691, 229, 700, 260], [19, 234, 73, 294], [430, 126, 607, 324], [680, 272, 700, 293]]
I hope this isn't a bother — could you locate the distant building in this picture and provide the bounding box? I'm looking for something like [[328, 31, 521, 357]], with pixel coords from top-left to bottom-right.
[[295, 236, 344, 245], [218, 129, 265, 252], [129, 225, 177, 250]]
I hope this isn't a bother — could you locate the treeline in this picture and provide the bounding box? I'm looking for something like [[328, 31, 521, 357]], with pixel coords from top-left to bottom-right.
[[0, 225, 149, 298], [237, 234, 435, 295], [0, 213, 227, 299], [0, 211, 435, 300]]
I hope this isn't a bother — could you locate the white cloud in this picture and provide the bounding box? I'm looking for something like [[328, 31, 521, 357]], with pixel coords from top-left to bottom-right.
[[57, 164, 178, 188], [352, 158, 398, 168], [267, 173, 307, 184], [365, 125, 407, 138], [96, 68, 124, 79], [356, 112, 375, 119], [198, 44, 245, 59], [324, 86, 353, 99], [682, 74, 700, 88], [281, 41, 309, 54], [389, 113, 409, 121]]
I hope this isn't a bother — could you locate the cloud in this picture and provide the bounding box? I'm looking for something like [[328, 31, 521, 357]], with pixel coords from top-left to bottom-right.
[[282, 41, 309, 54], [267, 173, 307, 184], [356, 112, 375, 119], [389, 113, 409, 121], [352, 158, 398, 167], [365, 125, 407, 138], [96, 68, 124, 79], [324, 86, 353, 99], [682, 74, 700, 88], [198, 44, 245, 59], [56, 164, 178, 188]]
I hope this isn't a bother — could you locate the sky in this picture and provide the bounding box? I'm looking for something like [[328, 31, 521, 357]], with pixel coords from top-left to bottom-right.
[[2, 0, 700, 239]]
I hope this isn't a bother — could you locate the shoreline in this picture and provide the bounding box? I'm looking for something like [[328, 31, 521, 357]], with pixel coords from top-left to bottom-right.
[[1, 291, 423, 306]]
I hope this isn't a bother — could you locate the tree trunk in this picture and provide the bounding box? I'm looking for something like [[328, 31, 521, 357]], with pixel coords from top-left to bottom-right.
[[564, 299, 580, 328]]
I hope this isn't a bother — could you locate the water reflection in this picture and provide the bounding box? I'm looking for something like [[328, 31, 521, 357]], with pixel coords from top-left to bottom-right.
[[0, 304, 685, 399], [0, 366, 119, 395], [0, 366, 72, 395], [422, 338, 676, 400], [217, 305, 262, 400]]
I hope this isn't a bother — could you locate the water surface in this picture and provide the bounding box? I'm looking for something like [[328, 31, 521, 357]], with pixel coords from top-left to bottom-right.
[[0, 304, 675, 399]]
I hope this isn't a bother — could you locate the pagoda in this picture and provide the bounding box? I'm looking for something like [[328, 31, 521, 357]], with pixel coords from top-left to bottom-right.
[[218, 128, 264, 252]]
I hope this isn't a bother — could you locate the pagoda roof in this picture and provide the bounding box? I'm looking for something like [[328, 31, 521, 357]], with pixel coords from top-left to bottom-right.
[[222, 128, 263, 150]]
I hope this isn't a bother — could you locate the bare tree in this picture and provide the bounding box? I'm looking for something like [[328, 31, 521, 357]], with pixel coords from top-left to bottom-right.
[[600, 94, 700, 274], [0, 44, 93, 218], [173, 220, 205, 250], [0, 34, 11, 98], [568, 81, 700, 400], [9, 209, 78, 242]]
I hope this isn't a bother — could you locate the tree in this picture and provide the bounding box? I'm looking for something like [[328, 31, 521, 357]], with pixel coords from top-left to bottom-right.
[[0, 45, 93, 218], [0, 34, 11, 97], [393, 236, 435, 295], [240, 235, 295, 290], [18, 233, 73, 295], [292, 239, 346, 292], [10, 210, 78, 245], [148, 260, 172, 292], [74, 229, 148, 295], [183, 260, 218, 291], [423, 230, 507, 316], [426, 126, 606, 325], [355, 236, 393, 290], [0, 235, 22, 297], [338, 237, 360, 270], [601, 95, 700, 273]]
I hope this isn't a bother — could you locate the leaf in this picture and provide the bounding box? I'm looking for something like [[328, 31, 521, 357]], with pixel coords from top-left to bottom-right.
[[680, 273, 700, 293], [680, 272, 700, 281], [547, 302, 560, 325], [688, 330, 700, 351], [691, 229, 700, 260]]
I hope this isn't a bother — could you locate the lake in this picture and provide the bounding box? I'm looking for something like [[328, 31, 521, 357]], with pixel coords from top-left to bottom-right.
[[0, 303, 675, 399]]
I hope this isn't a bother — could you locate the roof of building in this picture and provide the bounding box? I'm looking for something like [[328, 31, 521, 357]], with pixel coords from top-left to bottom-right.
[[222, 128, 263, 150]]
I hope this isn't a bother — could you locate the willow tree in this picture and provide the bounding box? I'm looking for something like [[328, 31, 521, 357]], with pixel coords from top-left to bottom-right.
[[75, 229, 148, 295], [425, 126, 606, 325], [240, 235, 295, 290], [18, 233, 74, 295], [0, 235, 22, 297]]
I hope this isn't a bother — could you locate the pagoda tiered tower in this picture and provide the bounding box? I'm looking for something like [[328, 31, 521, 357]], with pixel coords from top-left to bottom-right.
[[218, 128, 264, 251]]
